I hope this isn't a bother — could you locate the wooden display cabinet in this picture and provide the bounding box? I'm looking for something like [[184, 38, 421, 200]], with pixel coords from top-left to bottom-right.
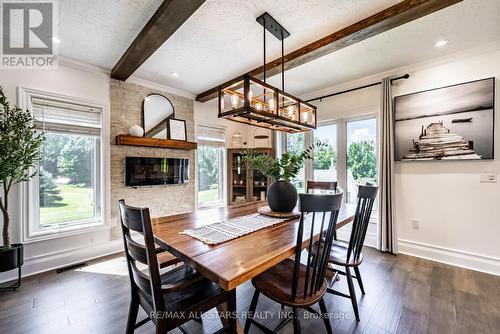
[[227, 148, 272, 205]]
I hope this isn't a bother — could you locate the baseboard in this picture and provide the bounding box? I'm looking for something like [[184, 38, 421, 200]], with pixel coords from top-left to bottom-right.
[[398, 239, 500, 276], [0, 239, 124, 284]]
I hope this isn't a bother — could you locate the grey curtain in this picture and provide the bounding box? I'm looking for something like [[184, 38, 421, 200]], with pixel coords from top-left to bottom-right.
[[378, 78, 398, 254]]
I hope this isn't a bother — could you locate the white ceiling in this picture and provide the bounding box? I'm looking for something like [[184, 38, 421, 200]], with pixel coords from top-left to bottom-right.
[[57, 0, 162, 69], [56, 0, 500, 97]]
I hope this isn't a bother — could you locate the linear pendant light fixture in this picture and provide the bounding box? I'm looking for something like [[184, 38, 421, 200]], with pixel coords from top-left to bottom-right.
[[217, 12, 317, 133]]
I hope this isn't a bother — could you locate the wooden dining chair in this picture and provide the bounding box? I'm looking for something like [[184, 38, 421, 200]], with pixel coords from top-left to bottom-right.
[[324, 185, 378, 321], [118, 200, 235, 334], [306, 181, 338, 240], [306, 181, 337, 194], [245, 192, 343, 334]]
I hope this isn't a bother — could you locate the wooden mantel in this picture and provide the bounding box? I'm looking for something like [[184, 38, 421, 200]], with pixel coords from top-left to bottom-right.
[[116, 134, 197, 150]]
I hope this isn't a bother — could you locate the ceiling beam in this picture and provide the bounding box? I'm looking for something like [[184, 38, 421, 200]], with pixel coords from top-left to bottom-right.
[[196, 0, 462, 102], [111, 0, 205, 81]]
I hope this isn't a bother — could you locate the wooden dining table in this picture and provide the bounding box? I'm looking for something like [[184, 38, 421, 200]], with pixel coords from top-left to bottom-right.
[[151, 200, 356, 333]]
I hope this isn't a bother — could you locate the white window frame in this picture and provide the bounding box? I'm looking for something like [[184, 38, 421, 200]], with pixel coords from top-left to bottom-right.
[[196, 124, 227, 209], [18, 87, 110, 242]]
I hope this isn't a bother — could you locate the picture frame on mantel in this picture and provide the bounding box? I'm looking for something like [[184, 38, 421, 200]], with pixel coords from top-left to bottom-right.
[[167, 118, 187, 141]]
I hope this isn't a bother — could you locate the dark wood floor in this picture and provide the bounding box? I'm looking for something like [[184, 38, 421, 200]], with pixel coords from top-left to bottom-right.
[[1, 247, 499, 334]]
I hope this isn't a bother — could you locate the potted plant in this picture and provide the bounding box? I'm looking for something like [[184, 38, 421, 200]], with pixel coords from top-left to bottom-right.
[[244, 143, 323, 212], [0, 87, 44, 290]]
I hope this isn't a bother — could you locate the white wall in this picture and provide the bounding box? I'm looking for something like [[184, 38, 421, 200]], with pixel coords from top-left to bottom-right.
[[0, 62, 118, 282], [308, 45, 500, 275]]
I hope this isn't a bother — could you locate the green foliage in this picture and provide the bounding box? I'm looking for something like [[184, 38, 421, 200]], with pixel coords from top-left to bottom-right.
[[313, 137, 337, 170], [57, 136, 92, 184], [39, 167, 63, 207], [347, 140, 377, 182], [198, 146, 219, 191], [0, 87, 45, 248], [244, 142, 326, 182], [40, 133, 66, 177]]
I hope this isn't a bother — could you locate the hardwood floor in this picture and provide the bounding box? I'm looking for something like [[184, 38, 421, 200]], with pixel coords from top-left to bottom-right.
[[0, 248, 499, 334]]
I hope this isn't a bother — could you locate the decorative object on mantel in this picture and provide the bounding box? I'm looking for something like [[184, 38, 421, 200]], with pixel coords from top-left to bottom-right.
[[0, 88, 45, 291], [180, 213, 288, 245], [258, 205, 299, 218], [244, 142, 324, 212], [128, 124, 144, 137], [231, 131, 243, 148], [167, 118, 187, 141], [116, 134, 197, 150], [143, 93, 174, 139], [217, 12, 317, 133]]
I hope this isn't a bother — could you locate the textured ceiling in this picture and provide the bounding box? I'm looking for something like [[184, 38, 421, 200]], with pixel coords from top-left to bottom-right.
[[56, 0, 500, 97], [57, 0, 162, 69]]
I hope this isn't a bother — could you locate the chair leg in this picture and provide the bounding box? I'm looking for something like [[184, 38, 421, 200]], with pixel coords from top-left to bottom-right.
[[244, 290, 260, 333], [292, 308, 301, 334], [126, 293, 140, 334], [353, 267, 365, 295], [318, 298, 333, 334], [345, 267, 360, 321], [227, 289, 238, 334]]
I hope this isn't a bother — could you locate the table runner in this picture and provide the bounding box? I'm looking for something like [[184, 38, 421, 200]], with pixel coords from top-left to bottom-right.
[[179, 213, 288, 245]]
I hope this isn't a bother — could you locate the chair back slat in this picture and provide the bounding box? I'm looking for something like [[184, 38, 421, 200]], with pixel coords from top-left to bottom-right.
[[291, 193, 343, 302], [306, 181, 337, 194], [118, 200, 165, 312], [124, 233, 149, 265], [346, 185, 378, 263]]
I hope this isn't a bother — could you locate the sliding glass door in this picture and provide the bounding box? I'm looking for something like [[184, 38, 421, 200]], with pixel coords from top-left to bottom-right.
[[346, 118, 378, 203], [313, 123, 337, 182]]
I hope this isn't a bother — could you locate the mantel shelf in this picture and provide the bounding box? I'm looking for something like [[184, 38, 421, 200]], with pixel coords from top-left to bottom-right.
[[115, 134, 197, 150]]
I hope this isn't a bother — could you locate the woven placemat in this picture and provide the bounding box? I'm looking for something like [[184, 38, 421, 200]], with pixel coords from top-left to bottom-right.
[[179, 213, 287, 245]]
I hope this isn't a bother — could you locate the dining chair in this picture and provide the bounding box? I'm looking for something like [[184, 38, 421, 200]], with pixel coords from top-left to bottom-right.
[[306, 181, 338, 240], [245, 192, 343, 334], [306, 180, 337, 194], [324, 185, 378, 321], [118, 200, 235, 334]]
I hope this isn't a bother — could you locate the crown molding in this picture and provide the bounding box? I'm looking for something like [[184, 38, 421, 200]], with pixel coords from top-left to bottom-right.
[[301, 40, 500, 101], [57, 57, 195, 100], [126, 75, 195, 100]]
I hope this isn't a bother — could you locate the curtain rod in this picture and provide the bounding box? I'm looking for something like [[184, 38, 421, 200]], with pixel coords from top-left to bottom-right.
[[306, 74, 410, 103]]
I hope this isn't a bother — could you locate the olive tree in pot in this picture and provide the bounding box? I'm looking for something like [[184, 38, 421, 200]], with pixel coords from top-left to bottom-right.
[[0, 88, 44, 290], [244, 143, 324, 212]]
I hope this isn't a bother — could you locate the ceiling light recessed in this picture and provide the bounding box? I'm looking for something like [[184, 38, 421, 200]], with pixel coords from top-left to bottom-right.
[[435, 39, 449, 48], [170, 72, 179, 78], [52, 37, 61, 44]]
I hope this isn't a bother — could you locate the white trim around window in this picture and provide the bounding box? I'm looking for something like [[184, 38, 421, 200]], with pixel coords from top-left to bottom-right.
[[17, 87, 110, 243]]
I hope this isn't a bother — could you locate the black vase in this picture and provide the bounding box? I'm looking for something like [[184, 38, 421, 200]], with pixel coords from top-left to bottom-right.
[[0, 243, 24, 272], [267, 180, 298, 212]]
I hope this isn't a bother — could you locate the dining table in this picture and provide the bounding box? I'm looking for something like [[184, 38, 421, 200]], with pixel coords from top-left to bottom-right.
[[151, 200, 356, 333]]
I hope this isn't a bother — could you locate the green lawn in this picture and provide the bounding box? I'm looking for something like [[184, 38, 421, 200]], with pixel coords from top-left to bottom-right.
[[198, 188, 219, 205], [40, 185, 94, 225]]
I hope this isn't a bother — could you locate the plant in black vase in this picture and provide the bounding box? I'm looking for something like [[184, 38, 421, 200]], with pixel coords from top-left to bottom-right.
[[244, 142, 325, 212], [0, 87, 44, 290]]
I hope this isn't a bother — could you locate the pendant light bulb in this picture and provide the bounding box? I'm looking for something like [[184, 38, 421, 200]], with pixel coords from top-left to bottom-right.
[[287, 105, 295, 117], [231, 94, 239, 109], [268, 98, 275, 111], [255, 102, 263, 111], [248, 89, 254, 103]]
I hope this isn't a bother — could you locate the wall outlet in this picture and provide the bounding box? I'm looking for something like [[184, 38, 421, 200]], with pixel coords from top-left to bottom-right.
[[411, 218, 420, 230], [480, 173, 497, 183]]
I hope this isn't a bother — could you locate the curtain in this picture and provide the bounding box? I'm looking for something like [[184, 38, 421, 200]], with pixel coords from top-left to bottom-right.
[[378, 78, 398, 254]]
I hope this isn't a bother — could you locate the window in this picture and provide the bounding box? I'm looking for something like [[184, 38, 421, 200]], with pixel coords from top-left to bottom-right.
[[29, 95, 103, 236], [197, 126, 225, 207], [285, 132, 306, 193], [313, 123, 337, 182], [346, 118, 378, 203]]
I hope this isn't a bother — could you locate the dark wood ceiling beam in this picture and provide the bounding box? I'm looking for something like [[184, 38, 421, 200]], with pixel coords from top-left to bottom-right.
[[111, 0, 205, 81], [196, 0, 462, 102]]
